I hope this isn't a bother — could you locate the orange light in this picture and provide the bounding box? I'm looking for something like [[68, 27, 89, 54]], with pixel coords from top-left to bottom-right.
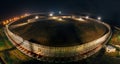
[[20, 16, 24, 18], [6, 20, 9, 24], [9, 19, 12, 22], [12, 18, 14, 21], [3, 21, 6, 25]]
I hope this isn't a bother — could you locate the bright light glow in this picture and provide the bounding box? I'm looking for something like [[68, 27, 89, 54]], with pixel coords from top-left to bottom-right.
[[85, 16, 89, 19], [27, 19, 30, 23], [20, 16, 25, 18], [24, 13, 30, 16], [3, 22, 6, 25], [62, 16, 71, 18], [78, 18, 85, 21], [59, 11, 62, 14], [9, 19, 12, 22], [58, 18, 63, 21], [97, 16, 101, 20], [6, 20, 9, 23], [35, 16, 39, 19], [51, 17, 58, 19], [49, 13, 53, 16]]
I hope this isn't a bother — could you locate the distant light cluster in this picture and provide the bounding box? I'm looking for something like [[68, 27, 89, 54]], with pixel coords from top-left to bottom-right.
[[2, 11, 102, 26], [2, 13, 30, 25]]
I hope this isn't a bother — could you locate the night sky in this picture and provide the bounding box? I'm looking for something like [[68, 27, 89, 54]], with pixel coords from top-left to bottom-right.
[[0, 0, 120, 26]]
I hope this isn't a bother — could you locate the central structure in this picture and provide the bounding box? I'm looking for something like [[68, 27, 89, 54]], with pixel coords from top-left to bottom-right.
[[4, 14, 112, 63]]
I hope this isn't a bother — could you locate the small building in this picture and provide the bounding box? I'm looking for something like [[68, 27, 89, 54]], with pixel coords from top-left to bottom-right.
[[106, 45, 116, 53]]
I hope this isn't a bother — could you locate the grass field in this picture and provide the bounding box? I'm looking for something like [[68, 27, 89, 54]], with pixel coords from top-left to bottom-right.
[[109, 28, 120, 45]]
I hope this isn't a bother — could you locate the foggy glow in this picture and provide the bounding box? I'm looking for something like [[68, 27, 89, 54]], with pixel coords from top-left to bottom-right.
[[49, 13, 53, 16], [85, 16, 89, 19], [58, 18, 62, 21], [59, 11, 62, 14], [97, 16, 101, 20], [35, 16, 39, 19], [78, 18, 85, 21]]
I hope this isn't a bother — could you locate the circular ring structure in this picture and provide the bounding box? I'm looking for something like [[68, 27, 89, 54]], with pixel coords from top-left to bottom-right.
[[4, 14, 112, 63]]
